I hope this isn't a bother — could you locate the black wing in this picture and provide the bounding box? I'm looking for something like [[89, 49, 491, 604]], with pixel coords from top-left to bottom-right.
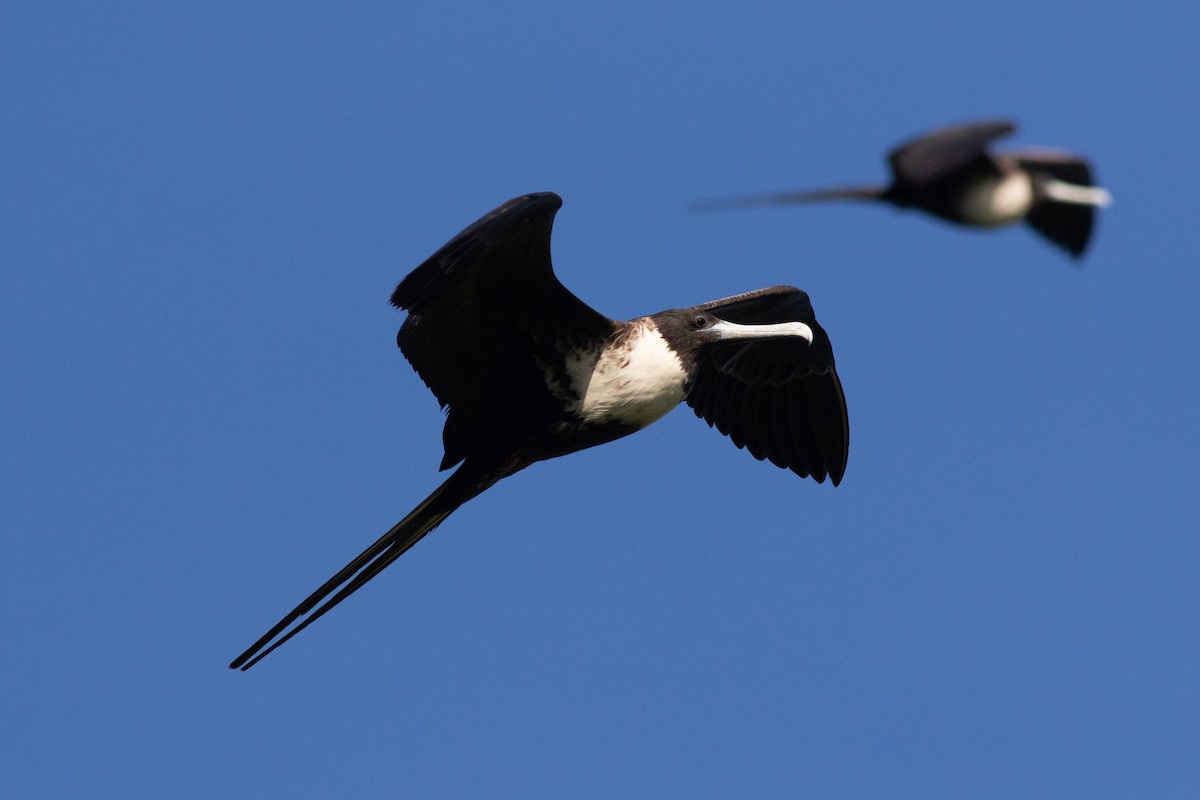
[[1015, 150, 1098, 258], [888, 119, 1016, 189], [391, 193, 613, 469], [685, 286, 849, 486]]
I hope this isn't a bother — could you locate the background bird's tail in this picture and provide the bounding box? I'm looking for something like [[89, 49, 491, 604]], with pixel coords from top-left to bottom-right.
[[229, 464, 498, 670], [691, 184, 886, 213]]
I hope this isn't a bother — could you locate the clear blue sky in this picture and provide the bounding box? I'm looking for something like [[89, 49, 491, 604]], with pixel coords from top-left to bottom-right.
[[3, 2, 1197, 798]]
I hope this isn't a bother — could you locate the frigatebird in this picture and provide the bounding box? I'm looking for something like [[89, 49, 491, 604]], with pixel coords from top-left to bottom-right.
[[694, 119, 1111, 258], [230, 192, 848, 670]]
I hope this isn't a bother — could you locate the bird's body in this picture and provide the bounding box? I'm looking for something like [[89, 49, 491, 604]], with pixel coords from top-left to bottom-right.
[[559, 319, 689, 429], [695, 119, 1111, 258], [951, 168, 1035, 227], [230, 192, 848, 670]]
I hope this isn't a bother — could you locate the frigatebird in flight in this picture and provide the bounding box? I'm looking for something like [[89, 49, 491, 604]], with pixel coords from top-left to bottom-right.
[[230, 192, 848, 670], [694, 119, 1111, 258]]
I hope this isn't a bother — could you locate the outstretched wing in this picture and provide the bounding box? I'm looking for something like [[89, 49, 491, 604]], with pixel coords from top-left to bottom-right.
[[1014, 150, 1098, 258], [685, 286, 849, 485], [391, 193, 613, 469], [888, 119, 1016, 188]]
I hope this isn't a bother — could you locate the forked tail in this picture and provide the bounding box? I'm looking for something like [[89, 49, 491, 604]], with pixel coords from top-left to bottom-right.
[[690, 184, 886, 213], [229, 464, 497, 670]]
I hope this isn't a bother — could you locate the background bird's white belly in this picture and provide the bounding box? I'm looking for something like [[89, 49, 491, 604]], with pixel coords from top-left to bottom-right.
[[959, 172, 1033, 226], [566, 323, 688, 428]]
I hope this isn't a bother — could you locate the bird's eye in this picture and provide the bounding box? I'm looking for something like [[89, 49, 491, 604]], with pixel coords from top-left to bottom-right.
[[693, 315, 708, 329]]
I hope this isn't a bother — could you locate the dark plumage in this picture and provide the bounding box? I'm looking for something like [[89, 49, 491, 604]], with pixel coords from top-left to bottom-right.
[[695, 119, 1111, 258], [230, 192, 848, 670]]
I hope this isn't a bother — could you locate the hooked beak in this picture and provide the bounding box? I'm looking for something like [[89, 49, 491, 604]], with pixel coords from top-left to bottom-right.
[[1041, 179, 1113, 208], [709, 318, 814, 344]]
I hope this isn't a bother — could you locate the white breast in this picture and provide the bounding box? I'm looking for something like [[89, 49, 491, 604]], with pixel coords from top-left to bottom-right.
[[959, 171, 1034, 226], [563, 321, 688, 428]]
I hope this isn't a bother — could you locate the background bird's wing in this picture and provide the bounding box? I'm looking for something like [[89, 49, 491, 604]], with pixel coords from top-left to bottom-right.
[[1013, 148, 1093, 187], [685, 286, 849, 485], [888, 119, 1016, 188], [391, 192, 613, 468], [1014, 150, 1097, 258]]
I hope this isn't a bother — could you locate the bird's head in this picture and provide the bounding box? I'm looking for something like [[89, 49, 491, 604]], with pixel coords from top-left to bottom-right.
[[650, 307, 814, 364]]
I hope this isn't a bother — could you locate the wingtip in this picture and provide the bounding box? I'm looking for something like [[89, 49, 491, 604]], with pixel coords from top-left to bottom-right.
[[391, 191, 565, 312], [506, 191, 562, 215]]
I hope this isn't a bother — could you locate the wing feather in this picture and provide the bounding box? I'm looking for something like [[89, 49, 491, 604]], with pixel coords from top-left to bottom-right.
[[753, 386, 784, 467], [390, 193, 613, 469], [786, 379, 823, 481], [888, 119, 1015, 188], [769, 388, 800, 471], [1014, 150, 1098, 257], [725, 379, 748, 449], [686, 286, 849, 485]]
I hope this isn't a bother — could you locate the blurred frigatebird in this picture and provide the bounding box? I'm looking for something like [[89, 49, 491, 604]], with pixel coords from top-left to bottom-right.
[[694, 119, 1111, 258], [230, 192, 848, 670]]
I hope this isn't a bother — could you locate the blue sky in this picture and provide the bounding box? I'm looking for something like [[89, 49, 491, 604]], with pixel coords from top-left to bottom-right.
[[3, 2, 1197, 797]]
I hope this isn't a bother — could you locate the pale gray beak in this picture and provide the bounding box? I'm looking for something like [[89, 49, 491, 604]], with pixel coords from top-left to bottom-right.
[[710, 319, 814, 344]]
